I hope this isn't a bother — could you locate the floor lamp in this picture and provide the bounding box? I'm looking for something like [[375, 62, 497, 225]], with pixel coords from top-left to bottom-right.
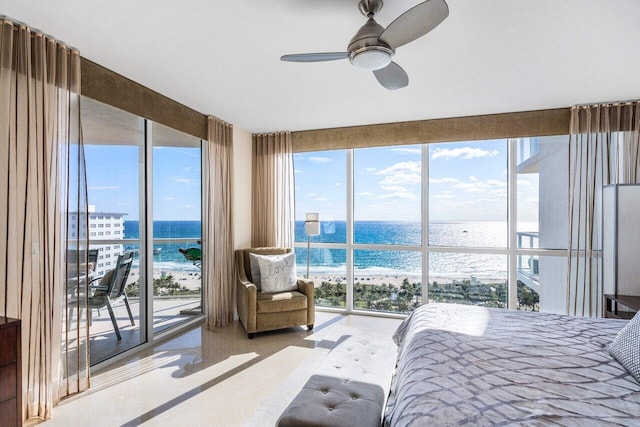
[[305, 213, 320, 279]]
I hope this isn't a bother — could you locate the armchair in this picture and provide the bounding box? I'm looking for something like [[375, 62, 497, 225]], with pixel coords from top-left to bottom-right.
[[236, 248, 315, 339]]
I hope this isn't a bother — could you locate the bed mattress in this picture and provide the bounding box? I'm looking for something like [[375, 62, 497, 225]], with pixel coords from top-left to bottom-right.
[[384, 303, 640, 426]]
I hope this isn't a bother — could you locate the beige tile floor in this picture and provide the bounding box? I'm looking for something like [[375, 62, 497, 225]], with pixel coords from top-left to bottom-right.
[[42, 311, 403, 427]]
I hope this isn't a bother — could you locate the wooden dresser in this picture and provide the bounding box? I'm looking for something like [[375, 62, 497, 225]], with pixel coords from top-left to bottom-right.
[[0, 317, 21, 427]]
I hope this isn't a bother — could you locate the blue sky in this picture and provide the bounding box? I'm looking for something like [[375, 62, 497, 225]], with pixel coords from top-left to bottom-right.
[[85, 139, 537, 224], [294, 141, 539, 223], [84, 145, 202, 221]]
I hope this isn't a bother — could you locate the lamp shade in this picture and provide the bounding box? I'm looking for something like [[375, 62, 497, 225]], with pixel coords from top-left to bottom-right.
[[305, 212, 320, 236]]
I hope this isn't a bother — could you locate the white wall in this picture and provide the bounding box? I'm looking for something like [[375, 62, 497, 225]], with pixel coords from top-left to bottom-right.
[[233, 126, 252, 249]]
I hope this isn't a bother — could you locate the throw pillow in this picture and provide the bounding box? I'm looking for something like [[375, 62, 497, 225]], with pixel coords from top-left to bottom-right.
[[249, 253, 263, 288], [254, 252, 298, 294], [610, 311, 640, 382]]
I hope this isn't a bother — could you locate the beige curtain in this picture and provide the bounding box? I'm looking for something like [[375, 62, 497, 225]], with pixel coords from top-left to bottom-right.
[[0, 18, 88, 420], [252, 132, 295, 248], [567, 101, 640, 317], [203, 116, 235, 328]]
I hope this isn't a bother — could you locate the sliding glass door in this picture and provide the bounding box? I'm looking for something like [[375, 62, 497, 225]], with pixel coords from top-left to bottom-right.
[[152, 123, 203, 334], [82, 97, 146, 364], [82, 98, 204, 365]]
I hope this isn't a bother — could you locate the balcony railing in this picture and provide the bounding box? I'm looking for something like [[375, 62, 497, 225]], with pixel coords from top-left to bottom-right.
[[517, 231, 539, 288]]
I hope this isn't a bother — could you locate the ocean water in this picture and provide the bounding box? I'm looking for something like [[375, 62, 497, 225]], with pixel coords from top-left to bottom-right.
[[121, 220, 536, 280], [124, 220, 201, 272], [295, 220, 538, 281]]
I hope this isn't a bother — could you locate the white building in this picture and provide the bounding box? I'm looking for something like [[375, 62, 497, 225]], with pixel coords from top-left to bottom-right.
[[516, 136, 569, 314], [69, 205, 127, 277]]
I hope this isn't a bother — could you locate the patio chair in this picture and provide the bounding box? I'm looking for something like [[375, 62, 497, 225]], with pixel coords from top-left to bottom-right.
[[88, 251, 135, 340], [66, 248, 100, 277]]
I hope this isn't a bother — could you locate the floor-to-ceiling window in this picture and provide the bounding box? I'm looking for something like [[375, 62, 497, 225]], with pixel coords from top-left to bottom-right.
[[82, 98, 203, 364], [293, 135, 568, 315], [294, 150, 348, 308], [352, 146, 422, 314], [151, 123, 203, 333]]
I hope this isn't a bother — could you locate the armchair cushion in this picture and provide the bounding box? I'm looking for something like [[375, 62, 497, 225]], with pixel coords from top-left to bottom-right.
[[257, 290, 308, 314], [252, 252, 298, 294]]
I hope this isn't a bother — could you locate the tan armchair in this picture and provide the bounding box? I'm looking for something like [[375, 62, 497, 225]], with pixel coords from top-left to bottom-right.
[[236, 247, 315, 339]]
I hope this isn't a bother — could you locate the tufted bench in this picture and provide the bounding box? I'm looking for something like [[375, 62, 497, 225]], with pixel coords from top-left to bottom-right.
[[277, 335, 396, 427]]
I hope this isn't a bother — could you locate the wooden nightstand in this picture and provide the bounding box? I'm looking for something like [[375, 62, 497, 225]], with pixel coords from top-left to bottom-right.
[[604, 294, 640, 320], [0, 316, 21, 427]]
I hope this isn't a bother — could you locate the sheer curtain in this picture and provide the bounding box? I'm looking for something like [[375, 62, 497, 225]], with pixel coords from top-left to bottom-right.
[[0, 18, 88, 420], [203, 116, 235, 328], [251, 132, 295, 248], [567, 101, 640, 317]]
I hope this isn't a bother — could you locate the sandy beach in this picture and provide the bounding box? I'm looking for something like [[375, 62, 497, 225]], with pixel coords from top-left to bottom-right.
[[306, 273, 420, 288], [305, 273, 505, 287], [128, 268, 202, 290]]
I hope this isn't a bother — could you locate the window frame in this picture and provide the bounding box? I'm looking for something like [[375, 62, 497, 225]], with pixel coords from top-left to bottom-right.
[[294, 138, 569, 315]]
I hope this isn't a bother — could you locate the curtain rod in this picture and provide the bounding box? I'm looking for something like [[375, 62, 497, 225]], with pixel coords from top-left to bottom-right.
[[0, 15, 79, 51]]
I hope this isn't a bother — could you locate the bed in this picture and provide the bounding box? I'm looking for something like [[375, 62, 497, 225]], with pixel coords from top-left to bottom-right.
[[384, 303, 640, 426]]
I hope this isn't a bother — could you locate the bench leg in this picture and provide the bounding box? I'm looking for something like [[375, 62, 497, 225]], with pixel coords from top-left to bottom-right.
[[248, 333, 255, 339], [308, 324, 314, 331]]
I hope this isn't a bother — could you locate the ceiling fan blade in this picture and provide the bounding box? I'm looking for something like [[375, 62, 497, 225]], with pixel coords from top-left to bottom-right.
[[379, 0, 449, 49], [280, 52, 349, 62], [373, 62, 409, 90]]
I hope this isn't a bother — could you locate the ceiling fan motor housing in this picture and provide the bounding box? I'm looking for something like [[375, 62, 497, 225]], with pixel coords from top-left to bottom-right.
[[348, 17, 394, 69]]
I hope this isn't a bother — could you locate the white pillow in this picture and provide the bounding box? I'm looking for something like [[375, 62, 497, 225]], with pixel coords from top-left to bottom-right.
[[249, 253, 263, 287], [253, 252, 298, 294]]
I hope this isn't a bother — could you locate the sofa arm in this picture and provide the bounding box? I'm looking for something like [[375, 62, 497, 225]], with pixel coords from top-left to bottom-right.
[[237, 279, 257, 333], [297, 278, 315, 327]]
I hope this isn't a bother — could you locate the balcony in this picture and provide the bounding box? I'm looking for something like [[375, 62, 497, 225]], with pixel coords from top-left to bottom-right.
[[517, 231, 539, 290]]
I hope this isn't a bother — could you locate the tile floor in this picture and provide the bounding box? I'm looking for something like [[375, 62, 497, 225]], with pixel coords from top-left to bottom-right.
[[42, 312, 403, 427]]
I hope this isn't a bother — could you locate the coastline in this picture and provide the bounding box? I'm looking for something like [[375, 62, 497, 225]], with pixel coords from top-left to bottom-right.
[[303, 273, 506, 287], [128, 267, 202, 290]]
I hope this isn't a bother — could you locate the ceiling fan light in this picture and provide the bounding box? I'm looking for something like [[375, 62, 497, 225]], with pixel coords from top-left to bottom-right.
[[350, 47, 392, 70]]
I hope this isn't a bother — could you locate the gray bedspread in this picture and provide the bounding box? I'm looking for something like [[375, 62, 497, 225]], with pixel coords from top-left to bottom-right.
[[384, 303, 640, 426]]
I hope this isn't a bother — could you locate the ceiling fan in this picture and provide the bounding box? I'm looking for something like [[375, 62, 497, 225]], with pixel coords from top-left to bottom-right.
[[280, 0, 449, 90]]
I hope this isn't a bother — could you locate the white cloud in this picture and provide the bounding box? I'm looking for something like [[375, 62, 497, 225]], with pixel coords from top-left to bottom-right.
[[469, 176, 477, 181], [453, 179, 506, 193], [431, 147, 500, 160], [365, 167, 377, 172], [432, 193, 454, 199], [357, 192, 375, 197], [179, 204, 197, 209], [378, 192, 417, 200], [376, 160, 421, 175], [306, 192, 317, 198], [381, 185, 408, 192], [453, 182, 488, 193], [169, 177, 196, 185], [391, 147, 422, 155], [295, 169, 303, 174], [314, 197, 328, 202], [165, 196, 174, 201], [88, 185, 120, 191], [429, 177, 460, 184], [380, 173, 421, 186], [308, 156, 333, 164]]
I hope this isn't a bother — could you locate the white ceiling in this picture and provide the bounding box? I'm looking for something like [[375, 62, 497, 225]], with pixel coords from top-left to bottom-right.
[[1, 0, 639, 133]]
